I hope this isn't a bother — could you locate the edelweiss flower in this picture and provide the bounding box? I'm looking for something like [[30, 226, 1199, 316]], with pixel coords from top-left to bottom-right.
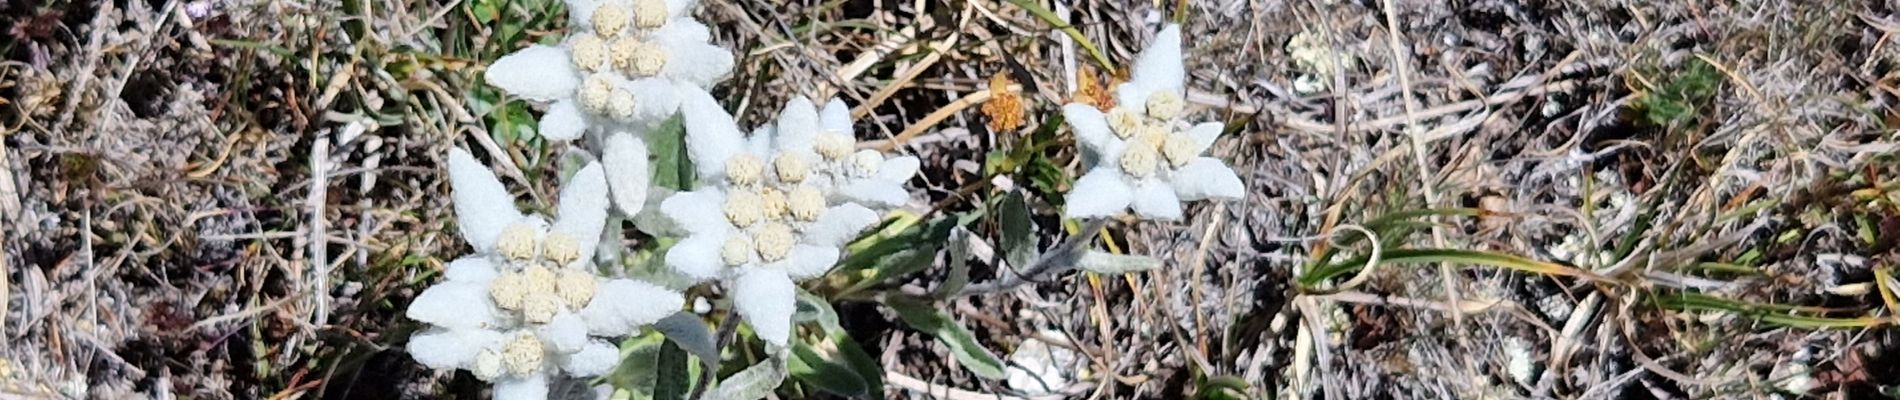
[[408, 148, 683, 400], [1061, 24, 1244, 220], [483, 0, 735, 141], [658, 90, 886, 346], [752, 96, 919, 209]]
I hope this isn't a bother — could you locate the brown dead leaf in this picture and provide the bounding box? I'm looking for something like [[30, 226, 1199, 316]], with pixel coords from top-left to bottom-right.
[[1073, 64, 1119, 111], [981, 72, 1025, 133]]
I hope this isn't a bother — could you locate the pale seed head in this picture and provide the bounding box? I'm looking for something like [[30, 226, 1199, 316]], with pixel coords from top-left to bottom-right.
[[472, 350, 504, 381], [1106, 108, 1142, 139], [590, 4, 629, 36], [1161, 135, 1197, 168], [815, 133, 854, 160], [752, 223, 795, 262], [541, 232, 581, 266], [555, 268, 597, 310], [725, 154, 764, 186], [496, 222, 541, 262], [849, 150, 883, 178], [787, 185, 825, 221], [608, 90, 637, 120], [723, 190, 765, 227], [1118, 145, 1159, 178], [719, 236, 754, 266], [774, 154, 810, 183], [488, 271, 528, 311], [569, 35, 609, 72], [632, 0, 669, 29], [627, 42, 667, 77], [1145, 92, 1185, 120], [579, 75, 616, 114], [501, 334, 545, 376], [757, 188, 789, 220]]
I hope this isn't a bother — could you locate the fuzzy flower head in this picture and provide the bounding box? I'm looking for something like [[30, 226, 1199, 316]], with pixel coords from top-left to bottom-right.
[[482, 0, 736, 142], [1061, 24, 1244, 220], [656, 90, 890, 346], [407, 148, 683, 400], [754, 96, 920, 210]]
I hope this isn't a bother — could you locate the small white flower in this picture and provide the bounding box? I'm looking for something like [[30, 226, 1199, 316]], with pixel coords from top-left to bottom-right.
[[483, 0, 735, 140], [411, 148, 684, 398], [1062, 24, 1244, 221], [759, 96, 920, 209], [659, 90, 886, 346]]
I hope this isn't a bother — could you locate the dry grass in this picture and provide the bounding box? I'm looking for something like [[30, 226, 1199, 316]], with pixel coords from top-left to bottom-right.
[[2, 0, 1899, 398]]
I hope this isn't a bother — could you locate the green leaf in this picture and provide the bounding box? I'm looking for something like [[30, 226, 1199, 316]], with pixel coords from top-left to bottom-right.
[[653, 312, 719, 370], [605, 333, 669, 395], [706, 358, 788, 400], [999, 191, 1037, 269], [884, 296, 1007, 380], [1300, 248, 1599, 289], [791, 292, 885, 397], [836, 215, 966, 294], [645, 113, 694, 190], [789, 342, 868, 398], [654, 340, 692, 400], [1193, 376, 1252, 400], [1076, 251, 1162, 274], [934, 227, 974, 298]]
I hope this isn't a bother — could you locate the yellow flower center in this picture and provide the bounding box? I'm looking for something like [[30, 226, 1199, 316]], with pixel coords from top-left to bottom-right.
[[501, 335, 545, 376], [720, 236, 753, 266], [815, 133, 854, 160], [725, 154, 763, 186], [723, 190, 765, 227], [1161, 135, 1197, 168], [774, 154, 810, 183], [569, 35, 608, 72], [496, 222, 541, 262], [1145, 92, 1185, 120], [788, 185, 825, 221], [752, 223, 795, 262], [590, 4, 629, 35], [1119, 144, 1159, 178], [555, 268, 597, 310], [1106, 108, 1142, 139], [632, 0, 669, 29]]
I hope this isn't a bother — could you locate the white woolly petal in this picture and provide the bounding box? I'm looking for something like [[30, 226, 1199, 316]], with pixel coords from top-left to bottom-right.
[[659, 190, 730, 235], [1114, 84, 1152, 115], [603, 132, 652, 216], [1062, 104, 1118, 154], [565, 0, 600, 29], [623, 78, 685, 123], [559, 340, 622, 377], [1064, 168, 1133, 219], [1127, 24, 1185, 102], [773, 96, 821, 152], [820, 97, 853, 134], [664, 0, 697, 19], [485, 45, 580, 102], [1130, 179, 1183, 221], [839, 180, 908, 208], [680, 87, 748, 180], [539, 313, 590, 354], [444, 256, 498, 284], [784, 245, 841, 280], [407, 282, 503, 330], [1172, 157, 1245, 201], [654, 19, 712, 44], [806, 203, 879, 247], [493, 374, 549, 400], [876, 155, 920, 182], [407, 328, 504, 370], [580, 279, 687, 336], [746, 128, 774, 158], [632, 188, 682, 236], [539, 99, 588, 142], [660, 41, 735, 88], [553, 163, 611, 261], [731, 268, 796, 346], [1186, 122, 1223, 154], [664, 234, 728, 282], [448, 148, 523, 253]]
